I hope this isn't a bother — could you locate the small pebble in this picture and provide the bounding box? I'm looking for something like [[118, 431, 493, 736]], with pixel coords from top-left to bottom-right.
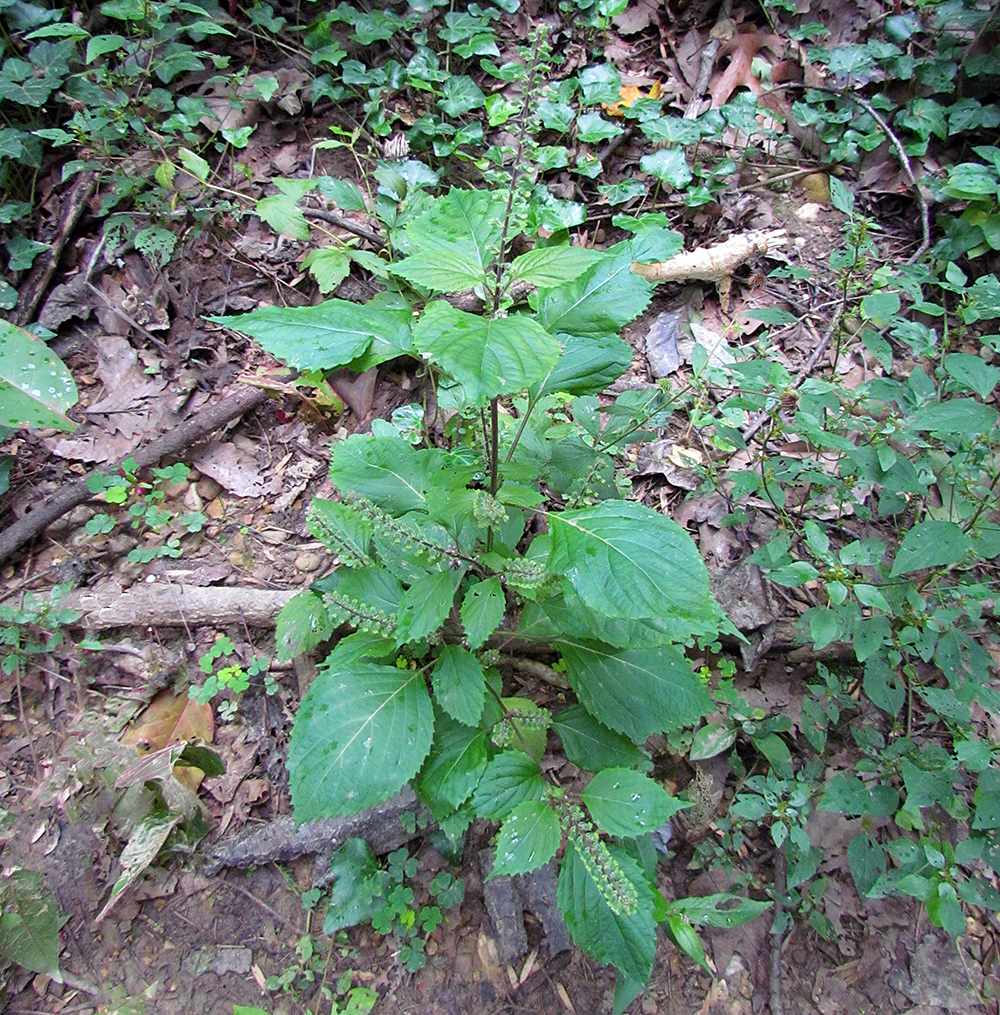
[[197, 476, 222, 499], [294, 551, 324, 573]]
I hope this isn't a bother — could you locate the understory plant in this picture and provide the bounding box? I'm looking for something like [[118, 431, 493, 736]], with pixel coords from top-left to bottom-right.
[[212, 52, 765, 1002]]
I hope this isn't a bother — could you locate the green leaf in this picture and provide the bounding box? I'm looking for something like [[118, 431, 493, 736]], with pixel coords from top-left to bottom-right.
[[557, 841, 656, 986], [416, 712, 488, 817], [0, 870, 66, 979], [275, 592, 335, 661], [177, 147, 209, 182], [973, 768, 1000, 830], [576, 112, 623, 143], [316, 176, 367, 211], [668, 893, 772, 928], [431, 645, 486, 726], [578, 64, 622, 104], [906, 398, 998, 435], [0, 320, 78, 430], [536, 242, 654, 340], [287, 661, 433, 821], [510, 246, 604, 287], [535, 334, 633, 397], [548, 501, 715, 622], [639, 149, 693, 189], [689, 722, 737, 761], [860, 290, 901, 326], [307, 498, 373, 565], [438, 75, 486, 115], [6, 237, 49, 272], [470, 751, 546, 820], [392, 249, 489, 292], [328, 433, 435, 514], [303, 246, 352, 293], [396, 570, 461, 646], [847, 832, 885, 897], [322, 838, 386, 933], [460, 577, 506, 649], [400, 187, 505, 276], [552, 704, 652, 773], [889, 520, 971, 575], [255, 192, 310, 240], [944, 352, 1000, 398], [490, 801, 561, 877], [561, 640, 712, 742], [582, 768, 688, 838], [414, 301, 561, 406], [208, 300, 411, 372], [863, 656, 905, 716]]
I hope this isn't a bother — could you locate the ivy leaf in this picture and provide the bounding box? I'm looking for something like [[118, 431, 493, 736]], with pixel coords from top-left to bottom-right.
[[416, 712, 488, 818], [578, 64, 622, 105], [552, 704, 652, 773], [582, 768, 688, 839], [536, 242, 654, 339], [207, 300, 412, 372], [510, 246, 604, 287], [396, 570, 462, 646], [889, 520, 971, 575], [639, 149, 693, 189], [557, 841, 656, 987], [288, 661, 433, 821], [490, 801, 561, 877], [471, 751, 547, 820], [0, 870, 66, 979], [548, 501, 715, 622], [431, 645, 486, 726], [438, 75, 486, 116], [560, 641, 712, 742], [460, 577, 506, 649], [414, 301, 561, 406], [576, 112, 623, 143]]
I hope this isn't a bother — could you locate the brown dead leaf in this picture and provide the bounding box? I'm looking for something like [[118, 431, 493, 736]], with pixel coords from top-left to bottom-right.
[[710, 30, 785, 109], [121, 690, 214, 792], [612, 0, 660, 35]]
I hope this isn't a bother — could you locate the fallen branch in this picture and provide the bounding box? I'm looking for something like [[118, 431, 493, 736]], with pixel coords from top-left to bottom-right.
[[55, 581, 296, 629], [0, 384, 267, 564], [631, 229, 787, 285]]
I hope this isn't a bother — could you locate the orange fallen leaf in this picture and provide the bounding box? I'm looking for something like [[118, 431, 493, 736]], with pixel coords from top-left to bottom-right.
[[604, 80, 661, 116]]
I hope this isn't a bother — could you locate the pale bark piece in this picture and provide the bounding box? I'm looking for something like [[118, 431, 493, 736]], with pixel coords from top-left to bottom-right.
[[631, 230, 787, 285], [54, 581, 296, 630]]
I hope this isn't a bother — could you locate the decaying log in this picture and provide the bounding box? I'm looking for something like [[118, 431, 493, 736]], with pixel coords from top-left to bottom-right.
[[631, 229, 787, 285]]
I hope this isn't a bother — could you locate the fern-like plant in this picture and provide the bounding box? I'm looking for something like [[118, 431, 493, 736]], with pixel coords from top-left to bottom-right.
[[209, 41, 764, 1007]]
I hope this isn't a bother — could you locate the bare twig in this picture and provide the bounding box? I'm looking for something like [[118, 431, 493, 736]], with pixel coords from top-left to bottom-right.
[[301, 207, 384, 248], [503, 655, 570, 690]]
